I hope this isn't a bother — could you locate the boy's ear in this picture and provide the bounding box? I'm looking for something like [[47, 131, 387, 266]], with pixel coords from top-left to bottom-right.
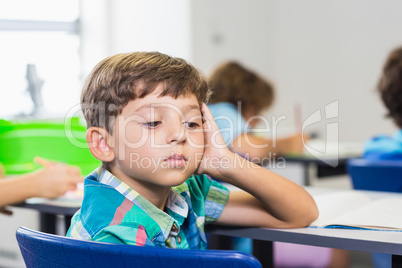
[[86, 127, 115, 162]]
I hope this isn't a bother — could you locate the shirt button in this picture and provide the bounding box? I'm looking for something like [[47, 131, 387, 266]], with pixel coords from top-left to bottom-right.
[[172, 224, 178, 232], [177, 235, 181, 244]]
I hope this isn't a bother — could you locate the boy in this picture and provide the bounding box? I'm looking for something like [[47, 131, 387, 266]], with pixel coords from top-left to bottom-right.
[[67, 52, 318, 249]]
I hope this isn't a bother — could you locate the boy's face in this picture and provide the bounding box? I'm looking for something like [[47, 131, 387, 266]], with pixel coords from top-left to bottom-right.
[[109, 86, 205, 188]]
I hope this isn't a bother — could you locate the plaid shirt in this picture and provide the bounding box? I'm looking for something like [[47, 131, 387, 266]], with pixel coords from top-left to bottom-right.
[[67, 168, 229, 249]]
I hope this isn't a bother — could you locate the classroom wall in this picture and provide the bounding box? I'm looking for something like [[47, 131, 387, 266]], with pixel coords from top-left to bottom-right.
[[80, 0, 192, 77], [191, 0, 402, 143], [82, 0, 402, 143]]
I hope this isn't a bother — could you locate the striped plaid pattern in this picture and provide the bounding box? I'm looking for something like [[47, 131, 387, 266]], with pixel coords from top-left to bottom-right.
[[67, 168, 229, 249]]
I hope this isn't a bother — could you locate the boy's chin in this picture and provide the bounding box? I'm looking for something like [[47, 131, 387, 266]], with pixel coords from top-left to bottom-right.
[[156, 168, 197, 185]]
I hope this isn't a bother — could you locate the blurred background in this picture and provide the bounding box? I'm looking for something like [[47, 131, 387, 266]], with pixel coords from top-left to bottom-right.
[[1, 0, 401, 142], [1, 0, 402, 266]]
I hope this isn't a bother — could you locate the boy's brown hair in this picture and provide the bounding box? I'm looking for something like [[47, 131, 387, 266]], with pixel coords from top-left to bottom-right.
[[81, 51, 211, 134], [208, 61, 274, 116], [378, 46, 402, 128]]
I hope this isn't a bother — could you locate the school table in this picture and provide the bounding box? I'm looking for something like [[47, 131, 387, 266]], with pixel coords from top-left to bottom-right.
[[14, 196, 80, 235], [207, 224, 402, 267], [276, 140, 363, 185], [280, 155, 356, 185], [14, 187, 402, 268], [208, 187, 402, 267]]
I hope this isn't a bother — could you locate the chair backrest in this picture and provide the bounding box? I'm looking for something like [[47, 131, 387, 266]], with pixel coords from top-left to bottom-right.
[[347, 158, 402, 192], [16, 226, 262, 268]]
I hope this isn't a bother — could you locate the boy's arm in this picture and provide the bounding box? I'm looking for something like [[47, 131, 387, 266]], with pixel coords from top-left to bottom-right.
[[215, 153, 317, 228], [197, 104, 318, 228]]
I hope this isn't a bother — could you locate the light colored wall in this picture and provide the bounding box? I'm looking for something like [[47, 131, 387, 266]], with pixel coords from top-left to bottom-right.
[[82, 0, 402, 143], [109, 0, 192, 60], [191, 0, 402, 143], [81, 0, 192, 77], [192, 0, 275, 76], [270, 0, 402, 142]]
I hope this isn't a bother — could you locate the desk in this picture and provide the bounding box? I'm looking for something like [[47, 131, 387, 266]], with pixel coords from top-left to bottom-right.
[[281, 155, 355, 185], [275, 140, 363, 185], [14, 197, 80, 234], [15, 188, 402, 268], [207, 225, 402, 267], [210, 187, 402, 267]]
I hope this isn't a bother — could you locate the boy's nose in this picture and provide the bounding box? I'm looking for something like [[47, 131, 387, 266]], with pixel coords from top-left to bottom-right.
[[167, 124, 187, 144]]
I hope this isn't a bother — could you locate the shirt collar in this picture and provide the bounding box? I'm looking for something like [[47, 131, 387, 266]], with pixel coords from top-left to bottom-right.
[[92, 168, 189, 240]]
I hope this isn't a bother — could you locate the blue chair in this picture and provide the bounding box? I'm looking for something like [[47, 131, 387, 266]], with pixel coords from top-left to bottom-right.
[[347, 158, 402, 268], [16, 226, 262, 268], [347, 158, 402, 192]]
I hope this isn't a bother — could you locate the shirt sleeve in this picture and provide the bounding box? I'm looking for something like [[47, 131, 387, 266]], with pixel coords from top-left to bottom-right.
[[188, 174, 230, 224], [363, 134, 402, 160], [208, 102, 248, 147]]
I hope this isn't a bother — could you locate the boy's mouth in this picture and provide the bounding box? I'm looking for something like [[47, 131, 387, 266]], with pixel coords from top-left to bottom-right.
[[167, 154, 187, 160], [165, 154, 187, 168]]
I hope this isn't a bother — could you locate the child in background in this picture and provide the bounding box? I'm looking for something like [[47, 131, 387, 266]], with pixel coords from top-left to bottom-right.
[[208, 61, 303, 160], [362, 46, 402, 268], [208, 61, 349, 268], [0, 157, 83, 212], [364, 46, 402, 160], [67, 51, 318, 249]]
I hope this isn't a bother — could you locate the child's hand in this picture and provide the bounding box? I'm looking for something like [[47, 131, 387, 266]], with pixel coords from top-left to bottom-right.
[[33, 157, 84, 199], [195, 104, 234, 179], [0, 164, 13, 214]]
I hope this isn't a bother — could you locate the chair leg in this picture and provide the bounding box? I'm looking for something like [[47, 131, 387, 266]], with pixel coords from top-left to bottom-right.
[[207, 234, 233, 250], [39, 213, 56, 234], [253, 240, 274, 268]]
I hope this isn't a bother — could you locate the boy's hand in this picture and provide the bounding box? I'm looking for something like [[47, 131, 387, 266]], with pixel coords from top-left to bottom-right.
[[195, 104, 234, 179]]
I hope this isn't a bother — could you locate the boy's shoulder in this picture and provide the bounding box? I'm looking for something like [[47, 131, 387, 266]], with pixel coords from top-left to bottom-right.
[[73, 172, 159, 235]]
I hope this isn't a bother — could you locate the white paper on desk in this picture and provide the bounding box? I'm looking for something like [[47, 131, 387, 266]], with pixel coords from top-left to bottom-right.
[[310, 191, 371, 227], [324, 197, 402, 230], [310, 191, 402, 230]]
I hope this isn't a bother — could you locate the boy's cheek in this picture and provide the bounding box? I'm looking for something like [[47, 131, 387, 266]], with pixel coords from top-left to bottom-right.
[[188, 133, 205, 149]]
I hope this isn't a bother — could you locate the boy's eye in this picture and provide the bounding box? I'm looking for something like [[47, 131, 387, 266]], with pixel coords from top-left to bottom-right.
[[183, 122, 200, 129], [143, 121, 162, 128]]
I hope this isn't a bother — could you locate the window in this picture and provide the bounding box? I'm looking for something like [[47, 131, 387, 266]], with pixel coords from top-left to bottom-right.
[[0, 0, 80, 118]]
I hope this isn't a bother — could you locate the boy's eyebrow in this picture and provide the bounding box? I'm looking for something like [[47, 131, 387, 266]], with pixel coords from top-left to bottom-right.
[[135, 103, 200, 113], [183, 104, 201, 113]]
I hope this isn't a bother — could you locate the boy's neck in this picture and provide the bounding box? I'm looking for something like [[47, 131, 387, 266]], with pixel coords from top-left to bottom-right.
[[141, 187, 170, 210]]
